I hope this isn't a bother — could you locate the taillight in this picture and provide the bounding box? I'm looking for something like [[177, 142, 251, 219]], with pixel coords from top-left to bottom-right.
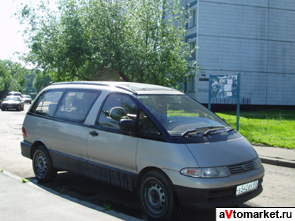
[[22, 127, 27, 138]]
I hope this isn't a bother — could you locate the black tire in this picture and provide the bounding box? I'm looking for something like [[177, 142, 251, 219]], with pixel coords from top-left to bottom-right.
[[139, 170, 179, 221], [32, 145, 57, 182]]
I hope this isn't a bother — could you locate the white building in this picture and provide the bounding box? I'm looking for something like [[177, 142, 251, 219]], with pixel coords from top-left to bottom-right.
[[182, 0, 295, 105]]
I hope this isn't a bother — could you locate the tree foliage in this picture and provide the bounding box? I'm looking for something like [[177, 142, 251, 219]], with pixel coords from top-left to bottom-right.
[[18, 0, 195, 87], [32, 69, 52, 93], [0, 60, 27, 99]]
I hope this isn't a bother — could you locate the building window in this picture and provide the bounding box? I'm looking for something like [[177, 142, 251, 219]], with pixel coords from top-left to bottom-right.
[[189, 41, 196, 60], [190, 9, 197, 27], [185, 74, 195, 93]]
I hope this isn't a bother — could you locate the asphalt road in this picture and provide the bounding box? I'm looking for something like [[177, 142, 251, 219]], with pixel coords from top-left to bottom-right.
[[0, 105, 294, 220]]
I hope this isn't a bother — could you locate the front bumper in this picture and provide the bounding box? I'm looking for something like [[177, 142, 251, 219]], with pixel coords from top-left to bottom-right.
[[174, 178, 263, 209], [163, 165, 264, 209], [1, 104, 20, 109]]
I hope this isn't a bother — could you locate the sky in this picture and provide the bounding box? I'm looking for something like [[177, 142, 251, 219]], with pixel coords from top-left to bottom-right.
[[0, 0, 30, 65], [0, 0, 57, 68]]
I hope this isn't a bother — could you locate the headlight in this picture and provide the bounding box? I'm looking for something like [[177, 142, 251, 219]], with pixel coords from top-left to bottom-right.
[[180, 167, 228, 178], [253, 157, 262, 169]]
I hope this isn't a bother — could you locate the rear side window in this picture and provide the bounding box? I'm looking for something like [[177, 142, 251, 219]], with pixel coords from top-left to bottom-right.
[[30, 90, 64, 116], [55, 90, 101, 123]]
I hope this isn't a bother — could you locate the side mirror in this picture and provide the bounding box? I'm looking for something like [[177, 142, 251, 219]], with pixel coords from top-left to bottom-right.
[[119, 118, 136, 132]]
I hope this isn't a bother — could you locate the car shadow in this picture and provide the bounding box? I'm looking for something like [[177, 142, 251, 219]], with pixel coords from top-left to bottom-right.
[[27, 172, 253, 221]]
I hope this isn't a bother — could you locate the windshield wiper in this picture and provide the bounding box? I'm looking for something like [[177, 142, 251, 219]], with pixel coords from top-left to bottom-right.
[[203, 127, 234, 136], [181, 126, 234, 138]]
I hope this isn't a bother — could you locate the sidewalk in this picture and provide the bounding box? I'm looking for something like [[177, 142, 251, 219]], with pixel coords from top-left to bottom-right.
[[0, 170, 143, 221], [0, 145, 294, 221], [253, 145, 295, 168]]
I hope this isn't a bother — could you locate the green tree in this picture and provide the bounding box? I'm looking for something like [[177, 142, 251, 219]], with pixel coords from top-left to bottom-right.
[[23, 70, 36, 94], [0, 60, 27, 99], [0, 60, 10, 91], [18, 0, 195, 87], [32, 69, 52, 93]]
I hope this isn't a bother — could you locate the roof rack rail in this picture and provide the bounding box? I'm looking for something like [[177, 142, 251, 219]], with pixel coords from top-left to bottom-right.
[[115, 85, 137, 95], [52, 81, 108, 87], [51, 81, 137, 94]]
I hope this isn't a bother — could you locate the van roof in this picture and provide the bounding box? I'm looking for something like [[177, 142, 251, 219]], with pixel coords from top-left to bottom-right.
[[52, 81, 183, 95]]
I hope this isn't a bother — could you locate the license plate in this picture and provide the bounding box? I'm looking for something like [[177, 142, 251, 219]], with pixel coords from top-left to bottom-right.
[[236, 180, 258, 196]]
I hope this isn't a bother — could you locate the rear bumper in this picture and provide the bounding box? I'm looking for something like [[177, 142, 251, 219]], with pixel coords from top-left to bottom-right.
[[174, 178, 263, 209], [21, 140, 32, 159]]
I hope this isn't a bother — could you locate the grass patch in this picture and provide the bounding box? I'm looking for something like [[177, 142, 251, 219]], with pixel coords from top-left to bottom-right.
[[21, 178, 30, 183], [103, 203, 112, 211], [216, 109, 295, 149]]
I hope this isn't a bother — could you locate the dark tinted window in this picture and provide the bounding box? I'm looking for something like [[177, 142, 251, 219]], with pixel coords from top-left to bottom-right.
[[138, 109, 160, 135]]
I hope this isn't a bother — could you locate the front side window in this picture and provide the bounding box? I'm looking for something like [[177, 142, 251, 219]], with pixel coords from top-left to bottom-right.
[[138, 110, 160, 135], [97, 94, 138, 129], [55, 90, 100, 122], [30, 90, 64, 117], [137, 95, 229, 136]]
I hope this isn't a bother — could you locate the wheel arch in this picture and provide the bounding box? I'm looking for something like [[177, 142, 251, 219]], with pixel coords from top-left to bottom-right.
[[30, 140, 48, 158], [135, 167, 176, 193]]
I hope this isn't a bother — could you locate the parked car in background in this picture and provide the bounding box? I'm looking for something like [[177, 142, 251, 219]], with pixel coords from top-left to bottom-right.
[[21, 81, 264, 221], [1, 96, 24, 111], [22, 95, 32, 104]]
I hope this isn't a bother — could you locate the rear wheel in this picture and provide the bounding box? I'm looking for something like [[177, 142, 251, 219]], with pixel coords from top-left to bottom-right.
[[32, 145, 57, 182], [139, 170, 179, 221]]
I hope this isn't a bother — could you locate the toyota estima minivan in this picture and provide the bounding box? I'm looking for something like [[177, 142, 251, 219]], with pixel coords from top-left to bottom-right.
[[21, 81, 264, 221]]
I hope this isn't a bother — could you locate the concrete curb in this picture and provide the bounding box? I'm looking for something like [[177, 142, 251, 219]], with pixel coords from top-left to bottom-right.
[[260, 157, 295, 169]]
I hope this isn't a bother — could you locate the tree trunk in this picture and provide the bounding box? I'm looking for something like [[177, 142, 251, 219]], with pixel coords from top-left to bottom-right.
[[118, 69, 129, 82]]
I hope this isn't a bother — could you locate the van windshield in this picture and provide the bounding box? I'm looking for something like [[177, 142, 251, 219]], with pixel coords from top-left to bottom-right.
[[137, 95, 229, 136]]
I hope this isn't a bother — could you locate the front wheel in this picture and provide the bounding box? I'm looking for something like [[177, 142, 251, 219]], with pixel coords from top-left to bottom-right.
[[139, 171, 179, 221], [32, 145, 57, 182]]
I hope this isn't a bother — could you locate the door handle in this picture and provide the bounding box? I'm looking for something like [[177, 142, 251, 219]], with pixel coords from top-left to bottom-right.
[[89, 131, 99, 136]]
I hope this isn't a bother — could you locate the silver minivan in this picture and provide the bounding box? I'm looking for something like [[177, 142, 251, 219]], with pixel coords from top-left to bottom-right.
[[21, 81, 264, 221]]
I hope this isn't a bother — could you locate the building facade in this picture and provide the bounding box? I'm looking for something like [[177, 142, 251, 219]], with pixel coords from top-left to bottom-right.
[[182, 0, 295, 105]]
